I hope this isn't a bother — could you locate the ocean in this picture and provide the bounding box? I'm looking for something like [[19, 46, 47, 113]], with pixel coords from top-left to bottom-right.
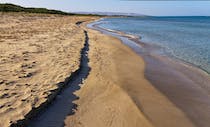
[[97, 16, 210, 74]]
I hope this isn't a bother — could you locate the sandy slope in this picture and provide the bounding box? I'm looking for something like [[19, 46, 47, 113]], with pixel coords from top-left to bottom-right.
[[0, 13, 95, 127], [64, 27, 195, 127]]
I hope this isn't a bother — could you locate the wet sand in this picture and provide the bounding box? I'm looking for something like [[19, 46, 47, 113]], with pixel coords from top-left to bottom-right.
[[143, 52, 210, 127], [89, 22, 210, 127]]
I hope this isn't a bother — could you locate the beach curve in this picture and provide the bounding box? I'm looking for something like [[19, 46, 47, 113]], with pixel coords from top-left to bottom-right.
[[64, 20, 196, 127], [86, 20, 210, 127]]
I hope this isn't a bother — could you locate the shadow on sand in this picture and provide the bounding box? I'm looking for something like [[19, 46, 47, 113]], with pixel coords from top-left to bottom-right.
[[24, 30, 91, 127]]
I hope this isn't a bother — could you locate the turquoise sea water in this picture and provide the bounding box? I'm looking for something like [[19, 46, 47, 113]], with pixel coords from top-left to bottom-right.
[[98, 17, 210, 74]]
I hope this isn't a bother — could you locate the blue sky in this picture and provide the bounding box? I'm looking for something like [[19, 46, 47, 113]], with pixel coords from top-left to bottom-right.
[[1, 0, 210, 16]]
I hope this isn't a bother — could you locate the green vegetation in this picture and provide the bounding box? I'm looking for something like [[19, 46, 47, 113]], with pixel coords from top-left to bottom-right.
[[0, 3, 74, 15], [0, 3, 102, 16]]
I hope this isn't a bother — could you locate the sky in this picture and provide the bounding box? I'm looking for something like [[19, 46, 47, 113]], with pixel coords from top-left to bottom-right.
[[1, 0, 210, 16]]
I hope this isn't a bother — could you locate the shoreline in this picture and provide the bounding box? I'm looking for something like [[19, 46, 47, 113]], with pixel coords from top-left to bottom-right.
[[91, 19, 210, 76], [89, 20, 210, 89], [88, 20, 210, 127], [65, 19, 195, 127]]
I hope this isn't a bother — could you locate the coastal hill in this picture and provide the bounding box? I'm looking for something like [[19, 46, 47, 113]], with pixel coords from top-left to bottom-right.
[[0, 3, 101, 16], [0, 3, 73, 15]]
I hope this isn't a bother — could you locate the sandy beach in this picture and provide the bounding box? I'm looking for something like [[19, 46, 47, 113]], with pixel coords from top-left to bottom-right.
[[84, 23, 210, 127], [1, 12, 210, 127], [64, 22, 196, 127]]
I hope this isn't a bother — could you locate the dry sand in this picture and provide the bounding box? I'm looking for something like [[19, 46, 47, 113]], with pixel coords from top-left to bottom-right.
[[0, 12, 96, 127]]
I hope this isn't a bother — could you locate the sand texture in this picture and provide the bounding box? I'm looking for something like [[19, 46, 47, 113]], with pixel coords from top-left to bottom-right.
[[0, 13, 95, 127], [1, 13, 209, 127]]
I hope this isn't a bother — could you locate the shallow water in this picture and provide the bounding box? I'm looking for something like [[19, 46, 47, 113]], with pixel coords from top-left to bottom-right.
[[97, 17, 210, 74]]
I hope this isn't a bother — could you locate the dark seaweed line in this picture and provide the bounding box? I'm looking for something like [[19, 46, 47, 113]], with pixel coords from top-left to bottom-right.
[[10, 30, 90, 127]]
